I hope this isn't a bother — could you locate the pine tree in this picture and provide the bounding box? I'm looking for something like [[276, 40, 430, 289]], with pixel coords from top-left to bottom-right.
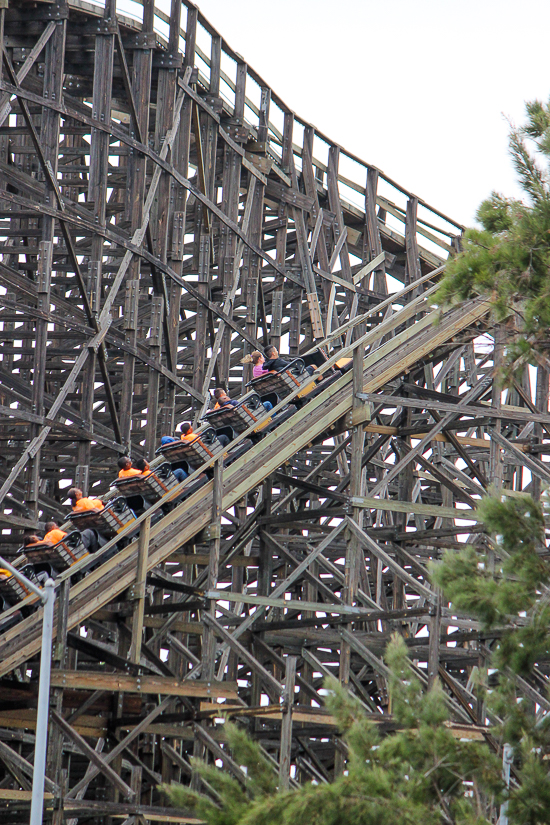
[[434, 98, 550, 378], [431, 491, 550, 825], [162, 634, 504, 825], [163, 491, 550, 825]]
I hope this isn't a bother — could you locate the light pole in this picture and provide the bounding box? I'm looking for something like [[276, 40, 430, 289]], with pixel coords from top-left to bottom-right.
[[0, 555, 55, 825], [499, 742, 513, 825]]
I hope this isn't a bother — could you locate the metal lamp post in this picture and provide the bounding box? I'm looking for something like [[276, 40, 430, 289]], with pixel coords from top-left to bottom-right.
[[499, 742, 513, 825], [0, 555, 55, 825]]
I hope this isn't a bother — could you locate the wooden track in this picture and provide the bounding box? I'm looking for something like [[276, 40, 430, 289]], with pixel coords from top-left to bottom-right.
[[0, 293, 490, 677], [1, 2, 549, 823]]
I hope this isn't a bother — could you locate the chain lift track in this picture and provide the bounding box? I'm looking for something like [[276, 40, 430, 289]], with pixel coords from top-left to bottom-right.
[[0, 1, 549, 822]]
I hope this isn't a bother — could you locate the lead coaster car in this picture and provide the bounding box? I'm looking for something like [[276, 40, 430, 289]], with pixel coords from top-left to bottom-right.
[[246, 358, 316, 401]]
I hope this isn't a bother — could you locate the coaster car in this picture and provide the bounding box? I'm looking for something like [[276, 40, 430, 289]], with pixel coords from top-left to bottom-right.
[[156, 425, 223, 469], [111, 458, 180, 504], [66, 495, 136, 539], [0, 594, 25, 628], [201, 391, 271, 435], [247, 358, 315, 401], [0, 559, 42, 604], [23, 531, 88, 572]]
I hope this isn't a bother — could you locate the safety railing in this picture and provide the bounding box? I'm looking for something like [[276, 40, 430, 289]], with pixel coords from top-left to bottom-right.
[[66, 0, 462, 264]]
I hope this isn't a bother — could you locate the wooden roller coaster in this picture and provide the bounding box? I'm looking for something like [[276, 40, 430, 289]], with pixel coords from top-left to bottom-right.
[[0, 1, 549, 822]]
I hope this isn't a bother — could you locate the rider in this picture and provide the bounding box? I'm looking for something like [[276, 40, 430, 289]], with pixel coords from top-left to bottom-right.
[[117, 456, 142, 478], [264, 344, 315, 376], [67, 488, 104, 513], [241, 350, 270, 378]]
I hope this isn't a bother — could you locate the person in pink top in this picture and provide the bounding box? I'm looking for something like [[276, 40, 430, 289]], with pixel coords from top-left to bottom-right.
[[242, 350, 270, 377]]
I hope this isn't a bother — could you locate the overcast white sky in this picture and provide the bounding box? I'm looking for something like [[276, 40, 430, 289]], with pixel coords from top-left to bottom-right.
[[193, 0, 550, 227]]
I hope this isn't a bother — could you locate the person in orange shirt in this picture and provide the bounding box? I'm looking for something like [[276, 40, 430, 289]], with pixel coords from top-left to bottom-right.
[[43, 520, 67, 545], [132, 458, 151, 477], [48, 512, 102, 554], [161, 422, 199, 445], [22, 522, 67, 548], [117, 456, 142, 478], [67, 488, 104, 513], [179, 422, 196, 442]]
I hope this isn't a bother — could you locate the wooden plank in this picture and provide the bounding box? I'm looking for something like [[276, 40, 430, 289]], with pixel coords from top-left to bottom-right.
[[205, 590, 377, 617], [359, 392, 549, 427], [363, 424, 490, 448], [0, 709, 106, 738], [49, 673, 238, 699], [350, 497, 479, 521], [0, 789, 54, 801]]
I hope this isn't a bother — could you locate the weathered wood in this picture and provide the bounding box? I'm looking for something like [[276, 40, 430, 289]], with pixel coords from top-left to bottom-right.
[[49, 672, 238, 699], [50, 710, 134, 800], [279, 656, 297, 791], [0, 4, 542, 821], [129, 515, 151, 664]]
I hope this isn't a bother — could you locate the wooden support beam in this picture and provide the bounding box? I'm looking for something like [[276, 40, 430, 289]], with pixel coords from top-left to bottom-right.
[[129, 515, 151, 665], [50, 710, 135, 800], [279, 656, 297, 791], [49, 672, 238, 699]]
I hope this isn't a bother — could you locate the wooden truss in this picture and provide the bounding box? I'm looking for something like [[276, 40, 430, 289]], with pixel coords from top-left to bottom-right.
[[0, 1, 549, 823]]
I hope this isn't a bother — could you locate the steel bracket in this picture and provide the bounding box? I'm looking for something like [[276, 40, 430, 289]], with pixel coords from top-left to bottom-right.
[[345, 401, 373, 428], [154, 52, 183, 69], [203, 524, 221, 541], [123, 32, 158, 50], [128, 582, 146, 601]]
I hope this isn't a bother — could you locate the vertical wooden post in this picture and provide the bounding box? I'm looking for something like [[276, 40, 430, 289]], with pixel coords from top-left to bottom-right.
[[336, 344, 365, 773], [193, 232, 210, 406], [148, 0, 182, 449], [258, 476, 273, 597], [405, 195, 421, 286], [202, 460, 223, 681], [427, 594, 441, 688], [532, 362, 549, 501], [490, 325, 504, 491], [130, 765, 142, 810], [120, 0, 154, 446], [129, 516, 151, 665], [28, 9, 66, 516], [145, 296, 164, 457], [364, 166, 386, 295], [165, 2, 193, 433], [279, 655, 297, 791], [282, 111, 294, 173]]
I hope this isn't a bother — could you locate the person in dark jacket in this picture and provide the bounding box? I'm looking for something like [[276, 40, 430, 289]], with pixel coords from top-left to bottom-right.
[[264, 345, 315, 375], [211, 388, 238, 409]]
